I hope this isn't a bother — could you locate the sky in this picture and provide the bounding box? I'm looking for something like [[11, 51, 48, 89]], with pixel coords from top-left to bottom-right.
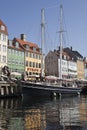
[[0, 0, 87, 57]]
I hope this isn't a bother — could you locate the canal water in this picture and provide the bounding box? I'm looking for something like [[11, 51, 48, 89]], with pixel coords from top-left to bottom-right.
[[0, 95, 87, 130]]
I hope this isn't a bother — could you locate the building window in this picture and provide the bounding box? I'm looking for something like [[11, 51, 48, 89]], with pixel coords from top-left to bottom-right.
[[36, 63, 38, 68], [26, 45, 29, 50], [33, 53, 35, 58], [64, 55, 66, 60], [28, 52, 30, 57], [33, 47, 36, 51], [9, 40, 12, 46], [31, 53, 33, 58], [2, 34, 6, 42], [39, 55, 41, 60], [33, 62, 35, 67], [26, 52, 28, 57], [29, 62, 31, 67], [15, 50, 18, 55], [29, 72, 32, 75], [31, 62, 33, 67], [30, 53, 34, 58], [0, 25, 5, 31], [36, 54, 38, 59], [30, 53, 32, 58], [2, 56, 6, 63], [3, 45, 6, 52], [39, 63, 41, 68], [26, 61, 28, 66], [16, 42, 19, 48]]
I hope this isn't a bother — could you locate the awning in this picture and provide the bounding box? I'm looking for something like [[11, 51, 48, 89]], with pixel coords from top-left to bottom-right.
[[45, 75, 58, 80], [11, 72, 21, 76]]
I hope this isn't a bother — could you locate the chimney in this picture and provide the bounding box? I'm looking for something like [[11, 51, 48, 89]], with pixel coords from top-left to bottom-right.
[[70, 46, 72, 50], [20, 34, 26, 41], [59, 46, 60, 51]]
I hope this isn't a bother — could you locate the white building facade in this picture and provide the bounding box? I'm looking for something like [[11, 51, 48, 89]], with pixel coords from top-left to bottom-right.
[[58, 59, 77, 79], [58, 59, 68, 79], [68, 61, 77, 78], [0, 20, 8, 69]]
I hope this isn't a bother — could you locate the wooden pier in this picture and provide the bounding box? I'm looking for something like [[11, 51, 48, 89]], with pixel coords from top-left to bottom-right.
[[0, 81, 21, 97]]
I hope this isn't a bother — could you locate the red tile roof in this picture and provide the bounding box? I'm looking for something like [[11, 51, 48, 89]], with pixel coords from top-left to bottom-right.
[[16, 38, 39, 48], [8, 45, 24, 51], [0, 19, 8, 35]]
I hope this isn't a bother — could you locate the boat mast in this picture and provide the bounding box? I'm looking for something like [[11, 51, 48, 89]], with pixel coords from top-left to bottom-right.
[[59, 4, 63, 80], [41, 8, 45, 78]]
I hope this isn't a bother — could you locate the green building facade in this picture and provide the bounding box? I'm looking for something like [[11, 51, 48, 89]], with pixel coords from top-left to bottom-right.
[[7, 39, 25, 75]]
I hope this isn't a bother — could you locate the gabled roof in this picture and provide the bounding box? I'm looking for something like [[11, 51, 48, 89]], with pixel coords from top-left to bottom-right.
[[64, 47, 83, 61], [0, 19, 8, 35], [10, 37, 41, 54], [72, 50, 83, 59], [16, 38, 39, 48], [54, 49, 69, 57], [46, 50, 57, 57]]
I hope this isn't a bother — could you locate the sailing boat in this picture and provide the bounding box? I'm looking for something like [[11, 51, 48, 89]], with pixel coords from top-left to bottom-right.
[[21, 5, 82, 97]]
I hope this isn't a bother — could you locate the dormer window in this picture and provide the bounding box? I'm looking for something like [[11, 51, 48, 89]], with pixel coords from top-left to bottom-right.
[[9, 40, 13, 46], [64, 55, 66, 60], [26, 45, 29, 50], [16, 42, 19, 48], [33, 47, 36, 51], [0, 25, 5, 31]]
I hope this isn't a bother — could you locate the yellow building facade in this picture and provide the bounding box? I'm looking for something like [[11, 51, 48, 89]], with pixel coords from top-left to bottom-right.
[[25, 51, 42, 79], [77, 60, 85, 79]]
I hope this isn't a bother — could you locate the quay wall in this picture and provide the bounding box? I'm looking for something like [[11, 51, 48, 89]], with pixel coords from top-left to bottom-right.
[[0, 81, 21, 97]]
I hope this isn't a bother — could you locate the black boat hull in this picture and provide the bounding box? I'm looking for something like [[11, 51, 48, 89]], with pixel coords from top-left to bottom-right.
[[21, 81, 82, 97]]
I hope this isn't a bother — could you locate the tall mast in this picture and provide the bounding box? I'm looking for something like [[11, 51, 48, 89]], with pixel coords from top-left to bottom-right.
[[41, 8, 45, 77], [59, 4, 63, 80]]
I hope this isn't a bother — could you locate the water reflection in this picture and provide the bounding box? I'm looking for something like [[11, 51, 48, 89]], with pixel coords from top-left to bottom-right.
[[0, 98, 24, 130], [0, 95, 87, 130]]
